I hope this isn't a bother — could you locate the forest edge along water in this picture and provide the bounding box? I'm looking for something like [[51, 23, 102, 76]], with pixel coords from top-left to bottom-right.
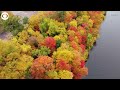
[[85, 11, 120, 79]]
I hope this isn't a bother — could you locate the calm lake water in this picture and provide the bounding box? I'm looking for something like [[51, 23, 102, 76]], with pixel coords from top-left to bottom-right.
[[85, 11, 120, 79]]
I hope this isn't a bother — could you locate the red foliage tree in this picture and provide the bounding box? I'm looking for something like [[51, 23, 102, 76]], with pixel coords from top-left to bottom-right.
[[75, 31, 82, 44], [68, 26, 77, 32], [68, 35, 74, 42], [81, 36, 87, 45], [80, 44, 86, 53], [56, 59, 72, 71], [70, 41, 79, 51], [30, 56, 54, 79], [44, 37, 56, 51]]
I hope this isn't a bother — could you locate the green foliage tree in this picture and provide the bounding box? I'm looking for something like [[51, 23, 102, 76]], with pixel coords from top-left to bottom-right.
[[1, 15, 24, 35]]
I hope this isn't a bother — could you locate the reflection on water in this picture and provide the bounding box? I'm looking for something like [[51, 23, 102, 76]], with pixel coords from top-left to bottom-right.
[[85, 11, 120, 79]]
